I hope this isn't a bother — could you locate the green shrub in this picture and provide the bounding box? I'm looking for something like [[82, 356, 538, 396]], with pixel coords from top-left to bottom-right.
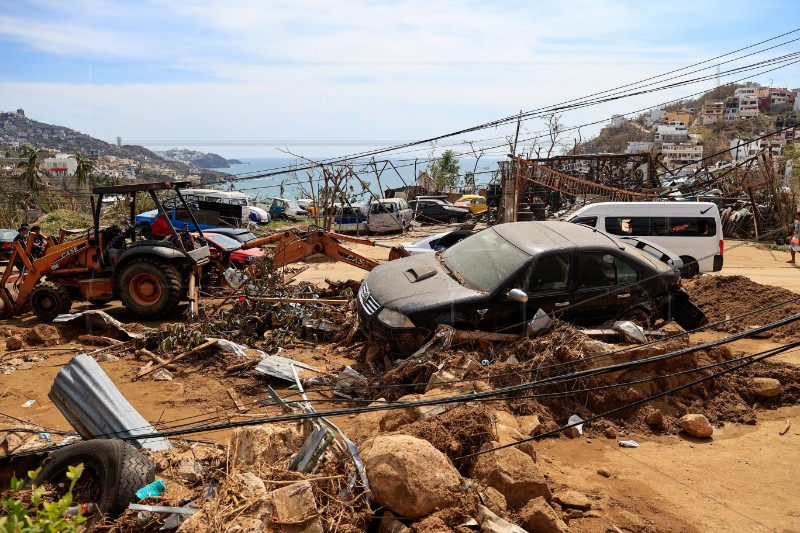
[[0, 464, 87, 532]]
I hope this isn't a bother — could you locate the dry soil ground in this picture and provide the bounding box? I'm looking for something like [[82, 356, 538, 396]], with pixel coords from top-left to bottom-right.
[[0, 232, 799, 532]]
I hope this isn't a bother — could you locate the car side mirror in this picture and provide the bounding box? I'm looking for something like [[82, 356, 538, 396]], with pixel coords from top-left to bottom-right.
[[507, 288, 528, 303]]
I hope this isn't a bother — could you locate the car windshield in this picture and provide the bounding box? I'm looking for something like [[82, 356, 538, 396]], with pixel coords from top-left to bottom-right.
[[287, 200, 303, 210], [230, 231, 257, 242], [441, 228, 530, 292], [207, 234, 243, 251], [0, 230, 16, 239]]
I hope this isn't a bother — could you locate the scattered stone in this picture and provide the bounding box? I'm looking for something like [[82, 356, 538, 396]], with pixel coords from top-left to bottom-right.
[[554, 490, 592, 510], [234, 472, 267, 499], [518, 496, 569, 533], [26, 324, 62, 345], [94, 352, 119, 362], [518, 414, 542, 436], [604, 427, 617, 439], [780, 420, 791, 436], [266, 481, 324, 533], [491, 422, 537, 461], [678, 414, 714, 438], [178, 458, 204, 483], [583, 510, 603, 518], [229, 423, 308, 469], [362, 434, 461, 519], [470, 441, 550, 510], [480, 486, 507, 514], [5, 336, 22, 351], [644, 407, 663, 426], [568, 509, 584, 519], [751, 377, 782, 398], [153, 368, 173, 381], [614, 509, 647, 531], [564, 426, 581, 439], [492, 411, 521, 432], [597, 468, 611, 478]]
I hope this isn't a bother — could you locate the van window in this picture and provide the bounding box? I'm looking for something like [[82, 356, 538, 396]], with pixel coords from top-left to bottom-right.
[[669, 217, 716, 236]]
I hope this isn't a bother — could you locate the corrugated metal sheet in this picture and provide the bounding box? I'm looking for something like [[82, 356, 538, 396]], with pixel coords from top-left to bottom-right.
[[49, 354, 171, 450]]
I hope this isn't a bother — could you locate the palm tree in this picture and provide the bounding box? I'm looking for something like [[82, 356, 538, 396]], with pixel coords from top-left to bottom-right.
[[16, 145, 45, 191], [73, 152, 96, 188]]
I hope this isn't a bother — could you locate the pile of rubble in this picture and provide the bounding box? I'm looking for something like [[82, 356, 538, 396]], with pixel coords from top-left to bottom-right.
[[1, 272, 799, 532]]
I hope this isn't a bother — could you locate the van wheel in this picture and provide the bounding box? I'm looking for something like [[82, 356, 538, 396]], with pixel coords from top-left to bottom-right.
[[679, 256, 699, 279]]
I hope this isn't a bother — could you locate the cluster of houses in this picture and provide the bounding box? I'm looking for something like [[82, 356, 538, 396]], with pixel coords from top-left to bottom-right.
[[618, 83, 799, 169]]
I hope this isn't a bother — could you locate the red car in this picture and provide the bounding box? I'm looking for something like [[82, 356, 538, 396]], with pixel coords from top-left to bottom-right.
[[199, 232, 264, 269]]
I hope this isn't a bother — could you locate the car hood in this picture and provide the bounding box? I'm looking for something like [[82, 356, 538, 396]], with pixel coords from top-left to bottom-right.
[[364, 253, 482, 314]]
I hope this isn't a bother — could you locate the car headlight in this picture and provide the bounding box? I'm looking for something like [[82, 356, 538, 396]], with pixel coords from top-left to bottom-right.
[[377, 308, 415, 328]]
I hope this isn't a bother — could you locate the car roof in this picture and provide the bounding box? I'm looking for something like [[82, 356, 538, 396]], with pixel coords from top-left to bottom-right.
[[492, 221, 624, 255]]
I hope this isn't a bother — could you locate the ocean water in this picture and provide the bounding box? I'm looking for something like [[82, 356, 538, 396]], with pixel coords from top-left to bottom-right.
[[208, 157, 502, 201]]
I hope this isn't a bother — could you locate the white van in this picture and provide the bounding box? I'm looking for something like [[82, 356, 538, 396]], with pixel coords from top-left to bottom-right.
[[367, 198, 413, 234], [183, 188, 251, 224], [566, 201, 723, 277]]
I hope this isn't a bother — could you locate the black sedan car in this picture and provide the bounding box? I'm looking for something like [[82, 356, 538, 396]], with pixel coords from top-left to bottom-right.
[[358, 221, 706, 353], [408, 199, 470, 224], [0, 229, 16, 260]]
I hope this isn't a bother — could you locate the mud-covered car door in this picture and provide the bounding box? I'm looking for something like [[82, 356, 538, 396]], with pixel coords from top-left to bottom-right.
[[476, 252, 574, 331], [568, 250, 643, 323]]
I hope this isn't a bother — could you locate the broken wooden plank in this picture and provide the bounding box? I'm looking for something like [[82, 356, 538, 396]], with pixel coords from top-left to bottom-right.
[[78, 335, 122, 346], [227, 387, 248, 413], [133, 339, 218, 380]]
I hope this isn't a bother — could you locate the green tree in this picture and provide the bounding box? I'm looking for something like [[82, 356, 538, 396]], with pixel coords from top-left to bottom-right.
[[16, 145, 45, 191], [428, 150, 460, 192], [73, 152, 96, 188]]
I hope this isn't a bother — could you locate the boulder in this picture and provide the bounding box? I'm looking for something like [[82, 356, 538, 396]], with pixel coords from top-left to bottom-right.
[[470, 441, 550, 509], [178, 458, 204, 483], [518, 497, 569, 533], [491, 423, 537, 461], [492, 411, 521, 432], [26, 324, 62, 345], [678, 414, 713, 438], [553, 490, 592, 510], [751, 377, 781, 398], [643, 407, 663, 426], [481, 486, 508, 514], [229, 423, 308, 469], [266, 481, 324, 533], [362, 434, 461, 519], [517, 415, 542, 437], [5, 336, 22, 351]]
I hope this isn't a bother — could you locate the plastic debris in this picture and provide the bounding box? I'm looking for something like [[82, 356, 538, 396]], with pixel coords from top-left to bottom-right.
[[567, 414, 585, 435], [619, 440, 641, 448], [136, 479, 166, 500], [21, 400, 35, 408], [128, 503, 198, 515]]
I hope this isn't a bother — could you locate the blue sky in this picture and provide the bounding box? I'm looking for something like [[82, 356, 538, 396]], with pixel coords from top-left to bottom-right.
[[1, 0, 799, 159]]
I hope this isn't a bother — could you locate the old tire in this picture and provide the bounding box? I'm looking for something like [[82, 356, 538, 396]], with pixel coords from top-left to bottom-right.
[[37, 439, 155, 519], [30, 282, 72, 322], [119, 258, 182, 319], [679, 256, 700, 279]]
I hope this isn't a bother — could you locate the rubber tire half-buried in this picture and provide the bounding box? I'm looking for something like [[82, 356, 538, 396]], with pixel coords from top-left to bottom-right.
[[37, 439, 155, 519], [119, 258, 183, 319]]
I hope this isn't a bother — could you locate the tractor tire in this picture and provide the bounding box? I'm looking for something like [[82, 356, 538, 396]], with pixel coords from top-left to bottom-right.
[[37, 439, 155, 519], [30, 282, 72, 322], [119, 258, 183, 319]]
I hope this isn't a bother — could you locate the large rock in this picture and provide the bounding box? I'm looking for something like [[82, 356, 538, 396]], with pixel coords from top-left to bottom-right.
[[518, 497, 568, 533], [481, 486, 508, 514], [229, 423, 308, 469], [470, 441, 550, 510], [643, 407, 663, 426], [5, 336, 22, 351], [751, 377, 782, 398], [26, 324, 62, 345], [678, 414, 713, 438], [553, 490, 592, 510], [492, 411, 521, 432], [362, 434, 461, 519], [518, 415, 542, 436]]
